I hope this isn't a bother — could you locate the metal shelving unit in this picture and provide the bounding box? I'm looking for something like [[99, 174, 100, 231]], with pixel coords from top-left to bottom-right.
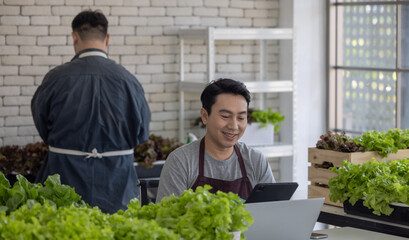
[[178, 27, 296, 180]]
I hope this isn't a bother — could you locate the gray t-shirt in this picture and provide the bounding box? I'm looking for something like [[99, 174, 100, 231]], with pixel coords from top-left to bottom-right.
[[156, 139, 275, 202]]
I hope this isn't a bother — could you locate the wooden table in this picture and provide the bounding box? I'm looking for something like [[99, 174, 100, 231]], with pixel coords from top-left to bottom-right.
[[318, 204, 409, 238]]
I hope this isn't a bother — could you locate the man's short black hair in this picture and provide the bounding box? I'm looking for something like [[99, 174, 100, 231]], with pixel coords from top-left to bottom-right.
[[71, 10, 108, 42], [200, 78, 251, 115]]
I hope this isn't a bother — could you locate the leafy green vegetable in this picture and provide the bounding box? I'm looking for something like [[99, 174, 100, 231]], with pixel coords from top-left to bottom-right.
[[122, 185, 253, 240], [250, 108, 285, 133], [316, 131, 364, 152], [0, 202, 179, 240], [328, 159, 409, 216], [0, 172, 86, 214]]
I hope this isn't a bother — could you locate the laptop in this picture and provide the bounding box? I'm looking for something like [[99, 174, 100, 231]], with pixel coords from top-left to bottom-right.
[[245, 182, 298, 203], [243, 198, 325, 240]]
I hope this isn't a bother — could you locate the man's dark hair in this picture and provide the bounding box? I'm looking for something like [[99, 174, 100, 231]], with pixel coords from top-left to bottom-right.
[[71, 10, 108, 42], [200, 78, 251, 115]]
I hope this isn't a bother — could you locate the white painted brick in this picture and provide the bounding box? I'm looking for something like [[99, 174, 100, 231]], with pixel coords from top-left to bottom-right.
[[164, 102, 179, 111], [49, 26, 71, 35], [0, 26, 17, 35], [4, 0, 34, 5], [123, 0, 149, 6], [230, 0, 254, 8], [190, 45, 206, 54], [185, 54, 202, 63], [148, 102, 164, 112], [245, 9, 270, 18], [149, 121, 164, 131], [215, 54, 227, 63], [0, 46, 18, 55], [0, 117, 4, 127], [138, 7, 166, 16], [19, 106, 33, 115], [109, 26, 135, 35], [220, 8, 243, 17], [31, 16, 61, 26], [65, 0, 92, 5], [5, 116, 33, 127], [50, 46, 73, 56], [51, 6, 82, 16], [136, 26, 164, 36], [164, 82, 178, 92], [0, 86, 20, 96], [216, 45, 242, 54], [147, 17, 174, 26], [191, 63, 206, 72], [166, 7, 192, 16], [122, 65, 135, 74], [18, 26, 48, 36], [0, 107, 19, 116], [228, 54, 252, 63], [254, 18, 277, 28], [4, 136, 34, 146], [164, 120, 178, 130], [183, 73, 206, 82], [164, 63, 178, 73], [119, 17, 147, 26], [136, 64, 164, 74], [109, 55, 120, 63], [20, 66, 50, 76], [243, 63, 258, 72], [108, 46, 136, 55], [95, 0, 123, 5], [151, 0, 177, 7], [204, 0, 228, 7], [0, 6, 20, 15], [177, 0, 203, 6], [227, 17, 252, 27], [0, 36, 4, 45], [121, 55, 147, 64], [149, 54, 175, 64], [36, 0, 64, 4], [22, 6, 51, 15], [111, 7, 138, 16], [193, 7, 218, 16], [143, 83, 164, 93], [151, 73, 178, 83], [20, 46, 48, 55], [2, 56, 31, 65], [136, 45, 164, 54], [21, 86, 37, 96], [125, 36, 152, 45], [0, 127, 18, 137], [153, 36, 178, 45], [256, 1, 279, 9], [60, 16, 75, 26], [201, 17, 226, 27], [37, 36, 67, 46], [0, 66, 18, 75], [175, 16, 201, 26], [217, 63, 242, 72], [33, 56, 63, 66], [151, 110, 178, 121], [6, 36, 36, 45], [18, 126, 38, 136], [1, 16, 30, 25]]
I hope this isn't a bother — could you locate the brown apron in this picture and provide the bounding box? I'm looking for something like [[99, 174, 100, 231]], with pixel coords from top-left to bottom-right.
[[191, 137, 253, 200]]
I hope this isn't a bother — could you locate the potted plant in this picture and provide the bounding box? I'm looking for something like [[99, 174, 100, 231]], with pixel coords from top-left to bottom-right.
[[239, 108, 285, 146]]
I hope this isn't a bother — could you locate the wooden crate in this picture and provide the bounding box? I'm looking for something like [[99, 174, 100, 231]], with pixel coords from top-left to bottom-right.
[[308, 148, 409, 207]]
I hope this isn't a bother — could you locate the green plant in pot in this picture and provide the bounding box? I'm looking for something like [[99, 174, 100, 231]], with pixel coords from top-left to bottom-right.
[[247, 108, 285, 133]]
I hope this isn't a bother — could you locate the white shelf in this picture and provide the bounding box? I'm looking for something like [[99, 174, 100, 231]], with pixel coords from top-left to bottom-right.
[[177, 27, 296, 177]]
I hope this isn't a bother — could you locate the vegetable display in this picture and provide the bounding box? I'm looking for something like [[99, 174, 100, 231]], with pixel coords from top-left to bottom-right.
[[0, 175, 252, 239], [316, 129, 409, 157], [122, 185, 253, 240], [247, 108, 285, 133], [328, 159, 409, 216]]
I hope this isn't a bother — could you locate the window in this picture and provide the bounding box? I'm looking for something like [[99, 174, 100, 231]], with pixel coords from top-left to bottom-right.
[[328, 0, 409, 134]]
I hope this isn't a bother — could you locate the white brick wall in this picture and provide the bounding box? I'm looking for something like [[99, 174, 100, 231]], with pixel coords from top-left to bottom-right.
[[0, 0, 280, 147]]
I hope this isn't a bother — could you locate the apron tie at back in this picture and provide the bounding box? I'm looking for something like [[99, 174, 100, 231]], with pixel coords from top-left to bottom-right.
[[49, 146, 134, 158]]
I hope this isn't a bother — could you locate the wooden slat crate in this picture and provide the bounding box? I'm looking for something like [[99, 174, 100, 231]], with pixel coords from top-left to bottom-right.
[[307, 148, 409, 207]]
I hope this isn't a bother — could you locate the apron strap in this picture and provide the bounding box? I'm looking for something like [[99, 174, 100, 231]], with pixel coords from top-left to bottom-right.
[[49, 146, 134, 159]]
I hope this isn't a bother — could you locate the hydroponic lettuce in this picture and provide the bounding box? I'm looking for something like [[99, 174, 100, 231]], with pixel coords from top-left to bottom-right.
[[0, 202, 179, 240], [328, 159, 409, 216], [0, 172, 86, 214], [316, 129, 409, 157], [121, 185, 254, 240]]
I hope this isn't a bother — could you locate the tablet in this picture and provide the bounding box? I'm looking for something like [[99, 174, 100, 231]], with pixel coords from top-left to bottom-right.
[[245, 182, 298, 204]]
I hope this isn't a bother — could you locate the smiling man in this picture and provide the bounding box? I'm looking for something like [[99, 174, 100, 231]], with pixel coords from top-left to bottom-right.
[[156, 78, 275, 201]]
